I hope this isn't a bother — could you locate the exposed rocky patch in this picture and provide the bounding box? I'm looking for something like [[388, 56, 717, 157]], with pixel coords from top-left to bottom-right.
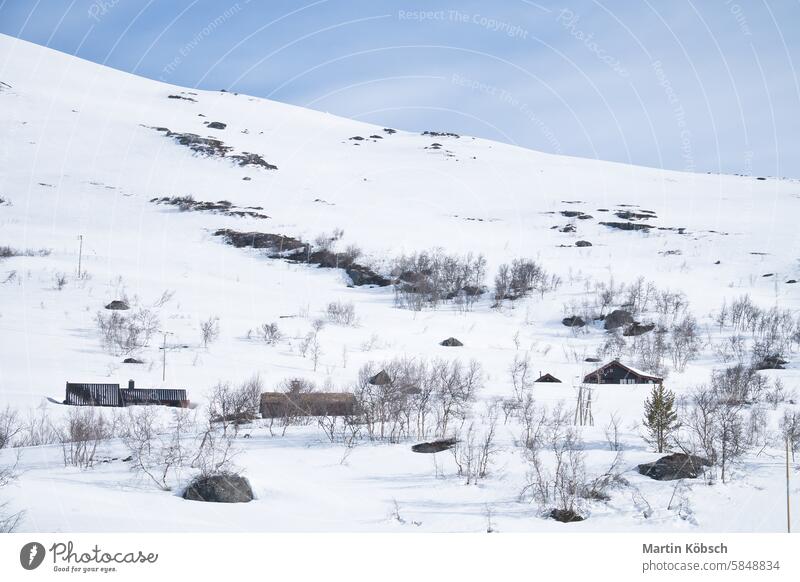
[[147, 126, 277, 170], [623, 323, 655, 336], [561, 210, 592, 219], [422, 131, 460, 138], [369, 370, 392, 386], [206, 121, 227, 130], [167, 94, 196, 102], [562, 316, 586, 327], [754, 354, 788, 370], [615, 210, 656, 221], [440, 337, 463, 347], [604, 309, 634, 330], [575, 240, 592, 247], [214, 229, 390, 287], [600, 221, 652, 232], [105, 300, 130, 310], [150, 196, 270, 220], [550, 509, 584, 522]]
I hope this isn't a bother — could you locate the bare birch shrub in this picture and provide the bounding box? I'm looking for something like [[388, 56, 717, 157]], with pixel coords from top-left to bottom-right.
[[326, 301, 357, 326], [0, 451, 22, 532], [0, 406, 22, 449], [451, 404, 499, 484], [208, 375, 262, 434], [520, 404, 586, 517], [56, 408, 111, 468], [200, 316, 220, 348], [122, 408, 195, 491]]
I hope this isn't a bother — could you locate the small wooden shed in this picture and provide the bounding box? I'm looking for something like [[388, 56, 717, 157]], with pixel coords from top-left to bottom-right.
[[534, 373, 562, 383]]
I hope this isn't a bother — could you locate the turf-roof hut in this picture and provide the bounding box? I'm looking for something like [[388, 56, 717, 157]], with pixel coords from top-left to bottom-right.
[[534, 373, 562, 383], [583, 360, 662, 385]]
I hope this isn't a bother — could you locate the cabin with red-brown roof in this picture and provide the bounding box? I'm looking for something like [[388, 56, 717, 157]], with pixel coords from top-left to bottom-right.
[[583, 360, 662, 385]]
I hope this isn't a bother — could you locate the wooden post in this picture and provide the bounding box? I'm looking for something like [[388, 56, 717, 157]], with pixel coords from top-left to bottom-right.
[[788, 436, 792, 534], [161, 332, 167, 382], [77, 234, 83, 277]]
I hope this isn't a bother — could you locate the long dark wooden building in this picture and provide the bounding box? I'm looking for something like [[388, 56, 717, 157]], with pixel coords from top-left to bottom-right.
[[65, 380, 188, 407], [583, 360, 663, 385], [260, 392, 358, 418]]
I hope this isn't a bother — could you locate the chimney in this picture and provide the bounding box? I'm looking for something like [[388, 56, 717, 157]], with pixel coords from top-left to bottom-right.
[[128, 379, 134, 390]]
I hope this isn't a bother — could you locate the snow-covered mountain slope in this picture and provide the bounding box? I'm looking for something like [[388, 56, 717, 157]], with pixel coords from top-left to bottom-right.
[[1, 34, 798, 532]]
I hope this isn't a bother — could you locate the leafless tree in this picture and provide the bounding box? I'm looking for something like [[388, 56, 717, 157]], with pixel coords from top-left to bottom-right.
[[208, 375, 262, 435], [681, 385, 747, 483], [54, 271, 67, 290], [191, 423, 237, 477], [392, 249, 486, 311], [508, 352, 534, 403], [200, 315, 220, 348], [326, 301, 357, 326], [122, 407, 194, 491], [520, 405, 586, 517], [0, 450, 22, 532], [451, 403, 499, 484], [604, 412, 623, 451], [0, 406, 22, 450], [56, 408, 111, 468], [257, 322, 282, 345], [310, 336, 323, 371], [670, 314, 702, 372], [781, 410, 800, 461], [95, 307, 160, 355], [19, 406, 58, 447]]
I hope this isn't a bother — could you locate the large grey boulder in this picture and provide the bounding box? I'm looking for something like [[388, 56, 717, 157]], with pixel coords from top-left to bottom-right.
[[411, 438, 457, 453], [183, 473, 254, 503], [637, 453, 710, 481], [604, 309, 634, 330]]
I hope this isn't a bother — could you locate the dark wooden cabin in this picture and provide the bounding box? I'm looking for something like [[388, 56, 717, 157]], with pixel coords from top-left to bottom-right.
[[65, 380, 188, 407], [65, 382, 122, 407], [260, 392, 359, 418], [583, 360, 662, 385], [121, 387, 188, 407]]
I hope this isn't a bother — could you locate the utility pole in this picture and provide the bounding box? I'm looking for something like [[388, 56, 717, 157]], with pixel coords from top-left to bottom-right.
[[77, 234, 83, 278], [160, 331, 173, 382], [788, 436, 792, 534]]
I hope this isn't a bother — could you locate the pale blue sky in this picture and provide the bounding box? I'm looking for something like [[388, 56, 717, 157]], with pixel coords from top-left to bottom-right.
[[1, 0, 798, 177]]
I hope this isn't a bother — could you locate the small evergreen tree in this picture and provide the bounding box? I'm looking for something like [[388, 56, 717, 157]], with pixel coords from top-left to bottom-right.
[[643, 384, 679, 453]]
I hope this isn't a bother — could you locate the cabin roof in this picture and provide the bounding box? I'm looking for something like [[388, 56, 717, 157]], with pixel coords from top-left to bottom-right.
[[534, 373, 562, 383]]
